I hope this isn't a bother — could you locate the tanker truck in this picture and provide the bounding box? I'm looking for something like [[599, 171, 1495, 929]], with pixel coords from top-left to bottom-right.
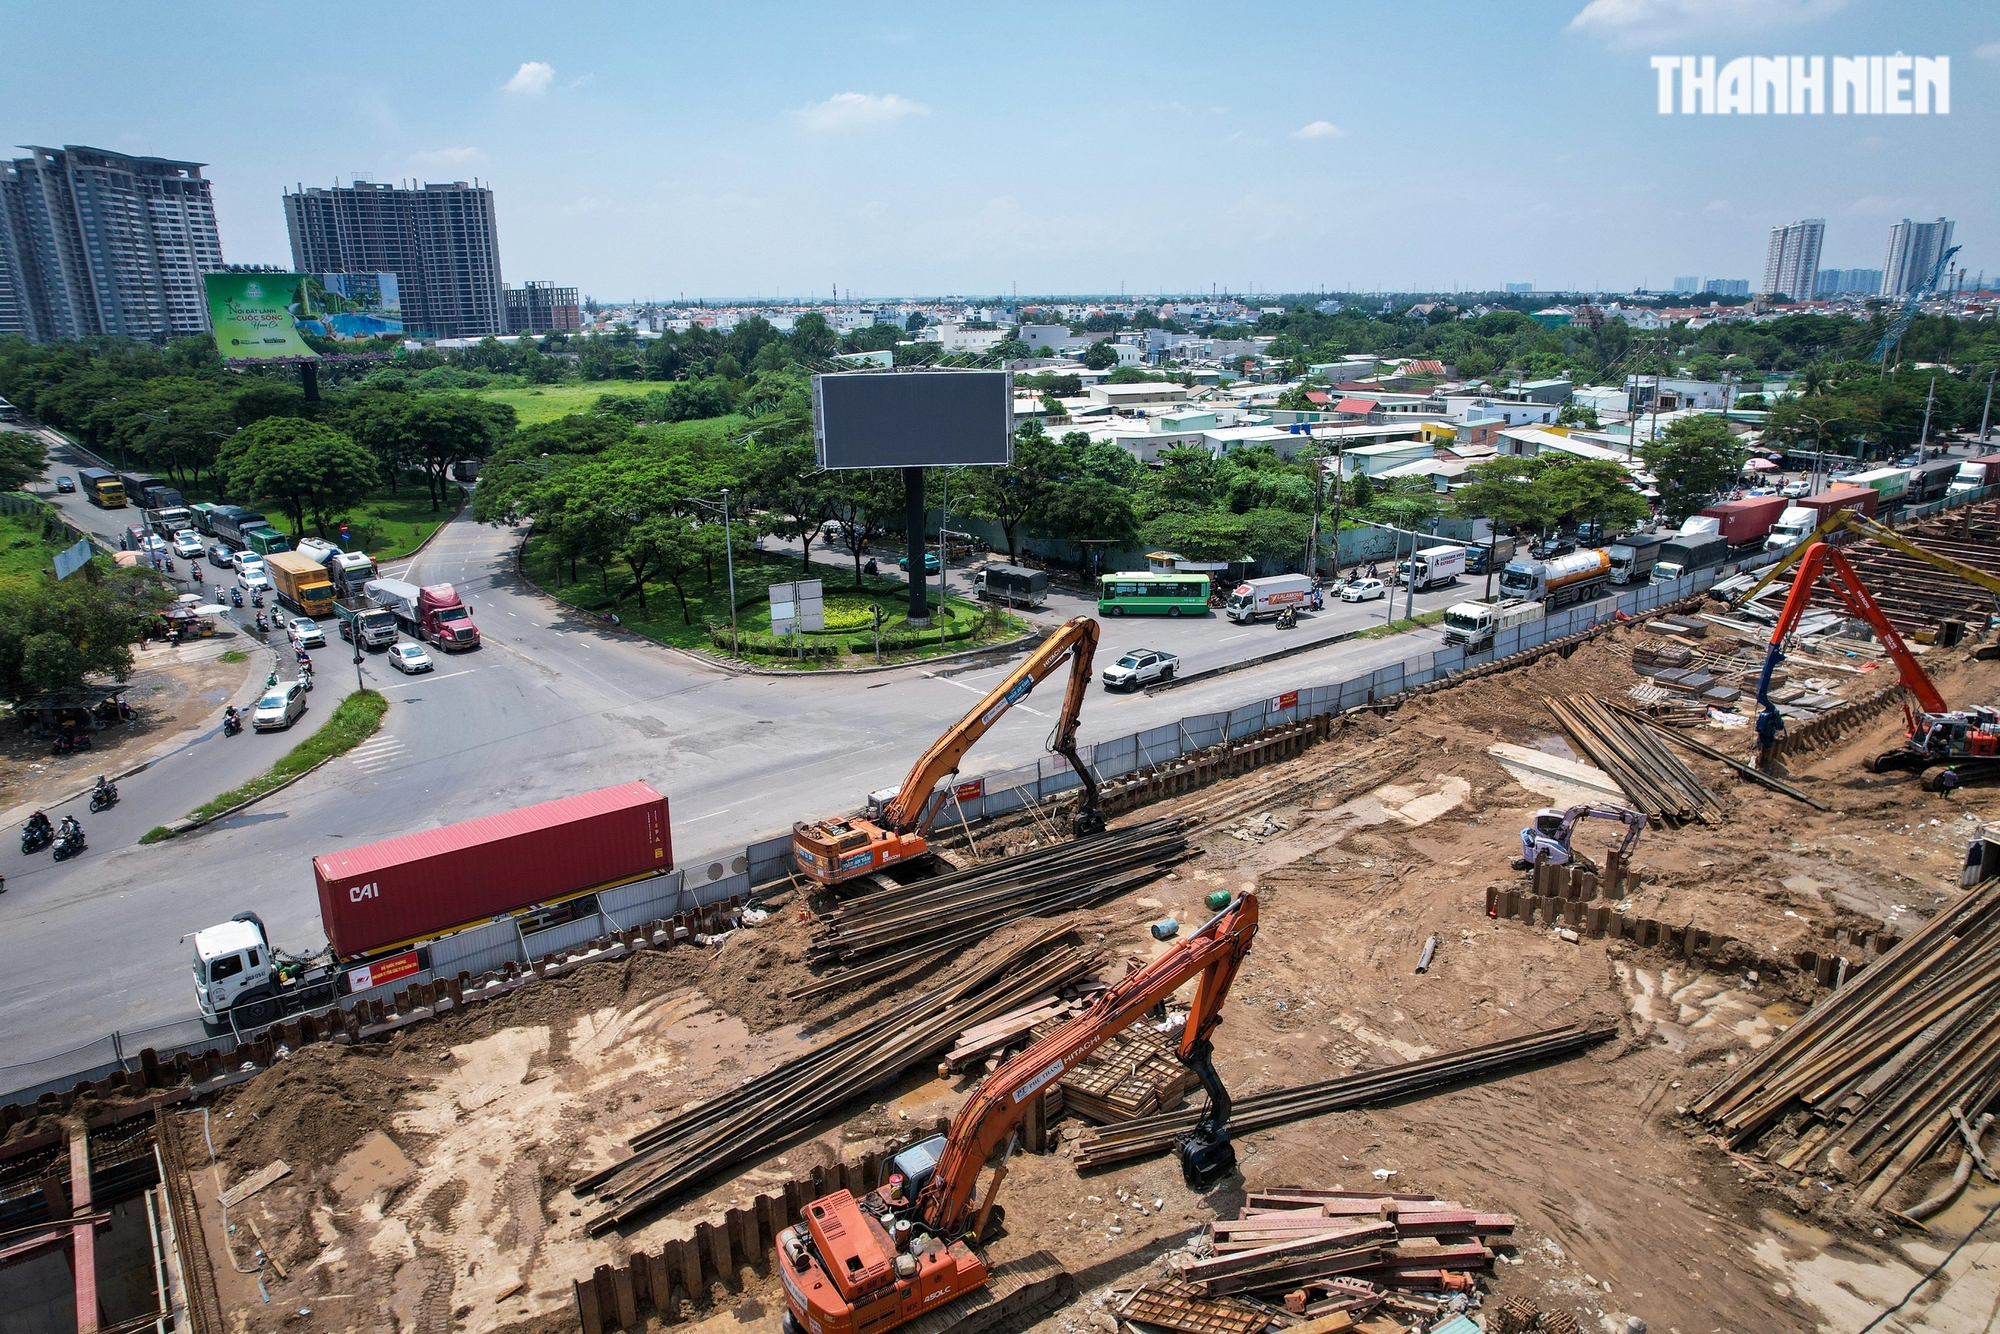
[[1497, 548, 1612, 610]]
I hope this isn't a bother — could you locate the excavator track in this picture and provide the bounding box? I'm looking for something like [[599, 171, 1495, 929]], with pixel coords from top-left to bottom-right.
[[898, 1251, 1072, 1334]]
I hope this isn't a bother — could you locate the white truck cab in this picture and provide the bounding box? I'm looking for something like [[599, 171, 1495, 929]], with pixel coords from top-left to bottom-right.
[[191, 917, 272, 1023]]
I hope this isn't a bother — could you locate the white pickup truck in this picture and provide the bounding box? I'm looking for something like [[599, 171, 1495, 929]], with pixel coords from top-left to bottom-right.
[[1101, 648, 1180, 690]]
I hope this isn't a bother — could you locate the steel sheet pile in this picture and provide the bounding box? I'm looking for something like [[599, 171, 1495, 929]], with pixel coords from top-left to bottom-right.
[[575, 925, 1103, 1233], [1545, 694, 1725, 825], [1690, 876, 2000, 1209]]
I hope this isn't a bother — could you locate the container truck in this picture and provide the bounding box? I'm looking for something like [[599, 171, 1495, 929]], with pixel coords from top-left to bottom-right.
[[1441, 597, 1544, 652], [1608, 535, 1665, 585], [1497, 549, 1611, 609], [1698, 495, 1788, 548], [1225, 573, 1316, 623], [1795, 485, 1877, 523], [1907, 458, 1961, 505], [1396, 545, 1466, 591], [244, 524, 292, 557], [146, 505, 195, 538], [208, 506, 268, 547], [334, 595, 399, 649], [1843, 466, 1910, 504], [325, 550, 377, 595], [418, 583, 482, 650], [118, 472, 184, 509], [1764, 506, 1818, 552], [366, 577, 422, 630], [265, 550, 336, 618], [191, 781, 673, 1027], [975, 563, 1049, 608], [1950, 453, 2000, 497], [1652, 533, 1729, 581], [189, 502, 220, 535]]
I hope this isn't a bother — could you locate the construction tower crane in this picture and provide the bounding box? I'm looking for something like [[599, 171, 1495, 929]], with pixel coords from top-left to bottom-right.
[[793, 616, 1104, 887], [780, 893, 1260, 1334], [1753, 540, 2000, 775], [1872, 242, 1961, 366]]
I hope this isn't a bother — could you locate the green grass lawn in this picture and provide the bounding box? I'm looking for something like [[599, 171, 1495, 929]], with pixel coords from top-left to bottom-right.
[[0, 502, 101, 590], [334, 489, 458, 561], [523, 539, 1027, 667], [476, 383, 628, 425]]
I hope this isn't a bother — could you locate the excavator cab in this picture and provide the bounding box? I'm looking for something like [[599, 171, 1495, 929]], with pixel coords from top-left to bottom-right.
[[1531, 809, 1566, 839]]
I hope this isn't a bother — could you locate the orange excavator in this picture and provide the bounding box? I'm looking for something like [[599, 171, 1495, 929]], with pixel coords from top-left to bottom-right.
[[794, 616, 1104, 887], [779, 892, 1260, 1334], [1755, 540, 2000, 779]]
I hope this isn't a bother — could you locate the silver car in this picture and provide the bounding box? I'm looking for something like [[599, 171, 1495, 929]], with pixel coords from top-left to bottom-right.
[[290, 619, 326, 649], [251, 681, 307, 731]]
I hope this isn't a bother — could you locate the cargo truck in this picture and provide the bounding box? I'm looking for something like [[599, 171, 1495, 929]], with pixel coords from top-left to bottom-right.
[[118, 472, 184, 510], [1497, 548, 1611, 609], [333, 595, 399, 649], [1843, 466, 1910, 505], [265, 550, 336, 618], [1795, 485, 1877, 523], [207, 506, 268, 547], [418, 583, 482, 650], [974, 563, 1049, 609], [1225, 573, 1316, 623], [191, 781, 673, 1027], [325, 550, 377, 595], [1951, 453, 2000, 496], [189, 502, 220, 535], [1907, 458, 1961, 505], [1608, 535, 1665, 584], [1396, 545, 1466, 591], [1698, 495, 1789, 548], [1652, 533, 1729, 581], [146, 505, 195, 538], [366, 577, 422, 629], [1464, 536, 1516, 575], [1441, 597, 1544, 651], [244, 524, 292, 557]]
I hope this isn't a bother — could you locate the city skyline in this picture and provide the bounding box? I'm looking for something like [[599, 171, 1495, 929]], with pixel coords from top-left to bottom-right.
[[0, 0, 1991, 300]]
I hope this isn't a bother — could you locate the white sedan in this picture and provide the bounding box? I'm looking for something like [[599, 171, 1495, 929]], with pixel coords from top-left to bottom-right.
[[171, 531, 204, 559], [388, 642, 434, 673], [1340, 578, 1388, 603], [289, 619, 326, 649]]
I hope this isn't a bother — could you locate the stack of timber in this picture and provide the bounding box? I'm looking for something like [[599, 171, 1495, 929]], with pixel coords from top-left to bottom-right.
[[1029, 1017, 1200, 1123], [1689, 875, 2000, 1210], [576, 926, 1103, 1233], [1074, 1024, 1615, 1169], [1544, 695, 1726, 825], [794, 818, 1192, 999]]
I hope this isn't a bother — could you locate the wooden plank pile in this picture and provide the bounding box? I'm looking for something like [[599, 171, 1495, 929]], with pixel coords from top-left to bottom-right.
[[1031, 1017, 1199, 1123], [792, 818, 1192, 999], [1690, 874, 2000, 1211], [1543, 695, 1726, 825]]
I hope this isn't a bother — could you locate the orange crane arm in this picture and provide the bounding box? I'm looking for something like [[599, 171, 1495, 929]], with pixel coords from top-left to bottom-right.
[[1766, 542, 1947, 713], [880, 616, 1101, 833], [915, 892, 1259, 1235]]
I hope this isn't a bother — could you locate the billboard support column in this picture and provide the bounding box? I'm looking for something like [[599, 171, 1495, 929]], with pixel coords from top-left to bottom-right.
[[904, 466, 930, 626], [301, 361, 320, 403]]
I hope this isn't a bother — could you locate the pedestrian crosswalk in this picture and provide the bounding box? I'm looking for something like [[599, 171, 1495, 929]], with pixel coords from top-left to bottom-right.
[[349, 734, 405, 776]]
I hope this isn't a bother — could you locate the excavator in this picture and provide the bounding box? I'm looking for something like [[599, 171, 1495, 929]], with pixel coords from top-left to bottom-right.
[[794, 616, 1105, 887], [1513, 803, 1646, 872], [779, 892, 1260, 1334], [1753, 537, 2000, 779]]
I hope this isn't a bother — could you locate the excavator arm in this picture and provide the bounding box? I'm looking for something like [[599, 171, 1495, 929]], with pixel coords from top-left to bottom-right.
[[1756, 541, 1949, 758], [916, 892, 1260, 1236], [1556, 804, 1646, 859], [881, 616, 1102, 835]]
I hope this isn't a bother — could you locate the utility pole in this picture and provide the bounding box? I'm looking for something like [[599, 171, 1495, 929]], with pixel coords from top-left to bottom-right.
[[1980, 367, 1995, 444], [1918, 376, 1936, 463], [721, 488, 738, 656]]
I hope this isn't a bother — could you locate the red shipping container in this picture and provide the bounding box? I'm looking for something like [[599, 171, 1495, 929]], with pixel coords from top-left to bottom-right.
[[1697, 494, 1789, 546], [313, 781, 671, 959], [1796, 486, 1877, 521]]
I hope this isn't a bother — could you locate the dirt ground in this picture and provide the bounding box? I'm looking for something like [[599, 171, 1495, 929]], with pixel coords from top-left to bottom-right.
[[0, 627, 263, 815], [177, 622, 2000, 1334]]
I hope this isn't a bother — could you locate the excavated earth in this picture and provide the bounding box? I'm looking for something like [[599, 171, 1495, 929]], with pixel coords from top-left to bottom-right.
[[166, 623, 2000, 1334]]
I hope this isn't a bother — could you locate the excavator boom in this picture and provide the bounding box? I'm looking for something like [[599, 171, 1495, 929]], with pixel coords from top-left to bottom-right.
[[794, 617, 1104, 885]]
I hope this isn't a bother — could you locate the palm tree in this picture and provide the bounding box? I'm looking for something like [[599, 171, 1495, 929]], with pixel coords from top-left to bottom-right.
[[1799, 362, 1831, 398]]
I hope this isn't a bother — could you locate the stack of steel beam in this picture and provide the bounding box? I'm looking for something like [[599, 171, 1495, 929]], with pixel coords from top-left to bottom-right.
[[1544, 695, 1725, 825]]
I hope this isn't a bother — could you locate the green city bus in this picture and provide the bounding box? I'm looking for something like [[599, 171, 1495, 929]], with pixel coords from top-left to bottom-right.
[[1097, 571, 1211, 617], [76, 467, 126, 509]]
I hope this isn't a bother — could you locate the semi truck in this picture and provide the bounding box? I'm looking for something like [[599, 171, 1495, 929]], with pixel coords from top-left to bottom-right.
[[1608, 535, 1665, 585], [208, 506, 269, 547], [1764, 507, 1819, 552], [1652, 532, 1729, 581], [1497, 548, 1611, 609], [418, 584, 482, 650], [333, 595, 399, 648], [1698, 495, 1789, 548], [146, 506, 195, 538], [1225, 573, 1316, 623], [1441, 597, 1544, 652], [1843, 466, 1911, 505], [1397, 545, 1466, 591], [244, 525, 292, 557], [1795, 485, 1877, 523], [974, 563, 1048, 609], [192, 781, 673, 1027], [265, 550, 336, 618], [1950, 453, 2000, 497]]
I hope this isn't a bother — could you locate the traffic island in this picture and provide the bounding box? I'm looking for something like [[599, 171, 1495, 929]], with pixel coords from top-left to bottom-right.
[[139, 689, 388, 842]]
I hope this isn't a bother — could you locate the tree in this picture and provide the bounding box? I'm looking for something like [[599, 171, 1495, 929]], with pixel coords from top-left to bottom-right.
[[0, 565, 167, 698], [1534, 456, 1649, 533], [823, 469, 905, 587], [1080, 340, 1119, 370], [748, 428, 840, 572], [963, 422, 1074, 561], [1153, 446, 1226, 513], [219, 419, 379, 538], [1447, 459, 1551, 535], [1640, 416, 1746, 521], [403, 396, 515, 511], [1363, 476, 1443, 529], [1555, 401, 1600, 429], [621, 512, 703, 619]]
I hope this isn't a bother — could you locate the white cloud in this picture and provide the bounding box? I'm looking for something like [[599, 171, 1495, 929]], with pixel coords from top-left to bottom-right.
[[796, 92, 929, 134], [1291, 120, 1346, 140], [505, 61, 555, 95], [1977, 41, 2000, 61], [410, 146, 482, 169], [1568, 0, 1846, 46]]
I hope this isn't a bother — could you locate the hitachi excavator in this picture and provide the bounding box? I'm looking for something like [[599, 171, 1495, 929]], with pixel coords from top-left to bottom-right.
[[794, 616, 1104, 887], [1754, 538, 2000, 779], [779, 892, 1259, 1334]]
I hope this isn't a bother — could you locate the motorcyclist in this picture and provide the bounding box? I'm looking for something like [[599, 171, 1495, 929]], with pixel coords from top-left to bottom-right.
[[1276, 606, 1298, 629], [58, 815, 82, 843], [191, 564, 203, 584], [25, 811, 51, 841], [232, 586, 243, 607], [224, 705, 242, 734], [1310, 586, 1324, 611], [94, 775, 115, 801], [254, 612, 268, 633]]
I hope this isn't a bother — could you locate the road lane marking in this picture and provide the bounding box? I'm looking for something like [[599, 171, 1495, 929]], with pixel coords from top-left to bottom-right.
[[351, 735, 406, 775], [923, 672, 1046, 716], [420, 669, 479, 682], [680, 808, 731, 823], [1217, 632, 1254, 643]]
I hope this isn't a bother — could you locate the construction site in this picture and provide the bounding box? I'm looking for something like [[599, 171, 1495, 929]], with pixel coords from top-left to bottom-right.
[[13, 501, 2000, 1334]]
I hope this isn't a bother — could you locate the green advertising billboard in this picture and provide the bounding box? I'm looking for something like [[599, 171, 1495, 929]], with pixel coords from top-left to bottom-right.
[[206, 273, 319, 361]]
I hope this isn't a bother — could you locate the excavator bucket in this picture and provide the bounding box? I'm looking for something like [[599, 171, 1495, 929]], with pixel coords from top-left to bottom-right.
[[1175, 1130, 1237, 1192]]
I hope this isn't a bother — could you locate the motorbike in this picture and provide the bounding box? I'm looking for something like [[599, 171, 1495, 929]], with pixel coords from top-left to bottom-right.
[[191, 564, 203, 584], [232, 586, 244, 607], [20, 817, 52, 854], [52, 824, 86, 862], [1275, 607, 1299, 631], [51, 733, 92, 756], [300, 667, 315, 692], [254, 613, 268, 634], [89, 780, 118, 812], [223, 710, 243, 737], [251, 590, 264, 608]]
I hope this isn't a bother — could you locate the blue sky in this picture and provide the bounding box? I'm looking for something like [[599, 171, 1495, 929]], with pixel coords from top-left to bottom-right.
[[2, 0, 1990, 299]]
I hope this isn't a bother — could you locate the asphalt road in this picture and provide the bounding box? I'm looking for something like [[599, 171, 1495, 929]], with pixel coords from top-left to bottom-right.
[[2, 436, 1470, 1071]]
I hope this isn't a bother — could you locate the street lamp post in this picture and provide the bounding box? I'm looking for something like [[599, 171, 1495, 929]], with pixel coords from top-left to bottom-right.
[[720, 487, 738, 657]]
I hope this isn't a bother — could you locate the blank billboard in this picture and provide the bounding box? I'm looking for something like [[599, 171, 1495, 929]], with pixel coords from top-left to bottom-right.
[[813, 370, 1013, 470]]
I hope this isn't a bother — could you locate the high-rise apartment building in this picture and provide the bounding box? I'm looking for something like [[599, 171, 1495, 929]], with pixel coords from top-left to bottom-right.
[[1815, 268, 1883, 297], [1671, 276, 1701, 293], [0, 145, 225, 343], [1880, 217, 1955, 297], [504, 281, 581, 335], [281, 179, 505, 338], [1760, 219, 1824, 300], [1703, 278, 1749, 297]]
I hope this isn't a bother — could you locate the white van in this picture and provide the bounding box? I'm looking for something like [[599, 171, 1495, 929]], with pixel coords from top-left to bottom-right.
[[1225, 574, 1315, 623]]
